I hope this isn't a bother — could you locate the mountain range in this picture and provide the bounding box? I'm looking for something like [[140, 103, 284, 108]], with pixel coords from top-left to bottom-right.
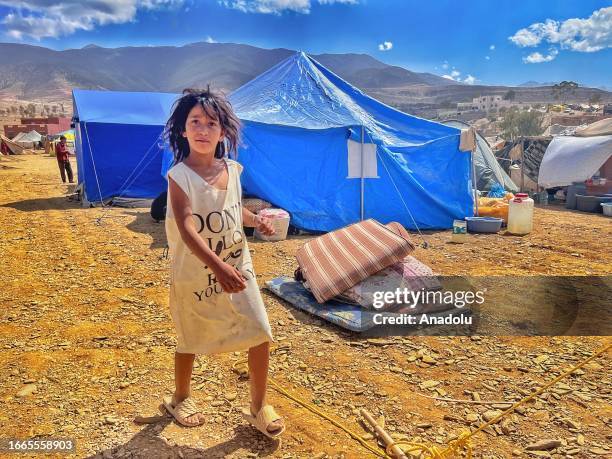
[[0, 41, 456, 101], [0, 41, 610, 108]]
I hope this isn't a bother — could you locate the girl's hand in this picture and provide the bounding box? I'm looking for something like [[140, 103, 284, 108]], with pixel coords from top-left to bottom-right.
[[212, 261, 247, 293], [255, 216, 276, 236]]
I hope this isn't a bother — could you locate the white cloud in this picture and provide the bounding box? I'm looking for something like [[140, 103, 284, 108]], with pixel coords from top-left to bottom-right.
[[219, 0, 358, 15], [0, 0, 183, 40], [205, 36, 216, 43], [442, 69, 460, 80], [485, 55, 490, 60], [441, 68, 477, 85], [378, 41, 393, 51], [523, 48, 559, 64], [489, 44, 495, 50], [441, 61, 449, 70], [509, 6, 612, 53]]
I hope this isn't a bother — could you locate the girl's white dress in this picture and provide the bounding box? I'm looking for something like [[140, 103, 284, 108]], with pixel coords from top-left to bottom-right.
[[165, 159, 273, 354]]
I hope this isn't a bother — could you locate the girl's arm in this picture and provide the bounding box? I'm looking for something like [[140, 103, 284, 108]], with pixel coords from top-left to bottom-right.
[[169, 177, 246, 293], [242, 207, 258, 227], [242, 207, 275, 235]]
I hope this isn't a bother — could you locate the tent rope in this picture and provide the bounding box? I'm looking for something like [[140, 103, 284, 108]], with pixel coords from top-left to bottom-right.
[[231, 340, 609, 458], [376, 148, 428, 248], [113, 131, 165, 201], [83, 122, 106, 208], [88, 130, 165, 225]]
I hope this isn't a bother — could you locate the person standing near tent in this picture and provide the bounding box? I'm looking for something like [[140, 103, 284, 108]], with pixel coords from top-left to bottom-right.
[[55, 135, 74, 183], [162, 88, 284, 438]]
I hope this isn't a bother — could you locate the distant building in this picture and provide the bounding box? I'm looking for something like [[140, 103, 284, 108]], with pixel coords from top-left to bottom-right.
[[604, 104, 612, 115], [457, 95, 511, 113], [4, 117, 71, 139]]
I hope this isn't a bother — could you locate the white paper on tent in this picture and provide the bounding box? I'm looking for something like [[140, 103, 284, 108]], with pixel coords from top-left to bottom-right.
[[347, 139, 378, 178]]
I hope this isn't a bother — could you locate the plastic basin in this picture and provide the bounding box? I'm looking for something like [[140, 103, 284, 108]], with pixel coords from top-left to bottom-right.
[[576, 194, 612, 213], [465, 217, 503, 233]]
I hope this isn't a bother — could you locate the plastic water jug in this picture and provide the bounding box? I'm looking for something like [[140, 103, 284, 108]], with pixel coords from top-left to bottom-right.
[[508, 193, 534, 235]]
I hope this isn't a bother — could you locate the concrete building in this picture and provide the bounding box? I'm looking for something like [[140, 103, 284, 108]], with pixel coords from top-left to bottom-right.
[[457, 95, 511, 113], [4, 117, 71, 139]]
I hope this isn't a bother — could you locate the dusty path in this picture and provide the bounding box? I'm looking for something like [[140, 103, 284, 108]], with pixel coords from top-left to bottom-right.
[[0, 155, 610, 459]]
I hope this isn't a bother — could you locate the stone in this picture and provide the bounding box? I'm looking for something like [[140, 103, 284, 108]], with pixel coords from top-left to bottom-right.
[[589, 448, 610, 455], [419, 380, 440, 390], [16, 384, 37, 397], [421, 355, 436, 364], [104, 415, 120, 425], [525, 439, 562, 451], [482, 410, 503, 423]]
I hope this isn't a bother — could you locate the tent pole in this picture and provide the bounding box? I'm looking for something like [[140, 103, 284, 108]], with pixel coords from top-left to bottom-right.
[[360, 125, 365, 221], [520, 139, 525, 192], [472, 146, 479, 216]]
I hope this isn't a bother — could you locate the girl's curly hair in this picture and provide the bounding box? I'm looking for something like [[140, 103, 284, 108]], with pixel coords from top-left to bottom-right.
[[165, 87, 241, 163]]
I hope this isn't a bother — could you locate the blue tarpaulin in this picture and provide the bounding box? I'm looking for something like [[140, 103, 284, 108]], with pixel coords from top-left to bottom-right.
[[72, 90, 176, 203], [229, 52, 473, 230], [73, 52, 473, 229]]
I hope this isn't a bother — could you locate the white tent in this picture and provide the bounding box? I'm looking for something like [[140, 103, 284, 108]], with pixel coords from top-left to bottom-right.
[[12, 130, 43, 148], [538, 119, 612, 188]]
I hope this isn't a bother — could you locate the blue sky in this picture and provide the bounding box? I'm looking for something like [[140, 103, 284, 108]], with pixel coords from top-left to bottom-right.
[[0, 0, 610, 88]]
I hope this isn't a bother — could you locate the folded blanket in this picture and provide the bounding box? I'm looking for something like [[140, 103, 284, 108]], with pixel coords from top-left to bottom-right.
[[334, 255, 441, 310], [295, 219, 415, 303]]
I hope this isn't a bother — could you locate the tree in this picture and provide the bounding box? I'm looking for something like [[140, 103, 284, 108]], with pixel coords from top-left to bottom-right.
[[552, 81, 578, 104], [503, 89, 516, 101], [589, 93, 602, 105], [499, 107, 544, 140]]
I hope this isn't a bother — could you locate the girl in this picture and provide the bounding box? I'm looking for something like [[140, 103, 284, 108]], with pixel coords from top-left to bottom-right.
[[162, 88, 284, 438]]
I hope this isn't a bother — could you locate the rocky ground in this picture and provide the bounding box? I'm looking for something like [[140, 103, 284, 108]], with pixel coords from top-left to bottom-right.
[[0, 154, 610, 459]]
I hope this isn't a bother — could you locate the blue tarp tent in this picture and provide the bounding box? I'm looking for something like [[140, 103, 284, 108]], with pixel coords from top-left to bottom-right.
[[228, 52, 473, 231], [72, 89, 177, 203], [74, 52, 473, 230]]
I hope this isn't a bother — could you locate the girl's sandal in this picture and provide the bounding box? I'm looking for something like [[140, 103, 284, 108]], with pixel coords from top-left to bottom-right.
[[241, 405, 285, 439], [162, 395, 204, 427]]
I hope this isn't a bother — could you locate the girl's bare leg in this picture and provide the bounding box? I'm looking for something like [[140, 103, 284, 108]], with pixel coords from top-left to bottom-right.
[[173, 352, 205, 424], [248, 341, 283, 432]]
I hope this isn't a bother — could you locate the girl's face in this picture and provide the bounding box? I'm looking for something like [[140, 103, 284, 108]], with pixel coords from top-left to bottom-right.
[[182, 104, 224, 157]]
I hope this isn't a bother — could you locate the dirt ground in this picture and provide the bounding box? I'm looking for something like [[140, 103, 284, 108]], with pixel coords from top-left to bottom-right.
[[0, 154, 610, 459]]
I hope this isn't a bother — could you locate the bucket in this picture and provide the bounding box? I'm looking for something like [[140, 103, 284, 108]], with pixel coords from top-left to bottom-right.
[[566, 182, 586, 209], [254, 208, 290, 241], [601, 202, 612, 217]]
